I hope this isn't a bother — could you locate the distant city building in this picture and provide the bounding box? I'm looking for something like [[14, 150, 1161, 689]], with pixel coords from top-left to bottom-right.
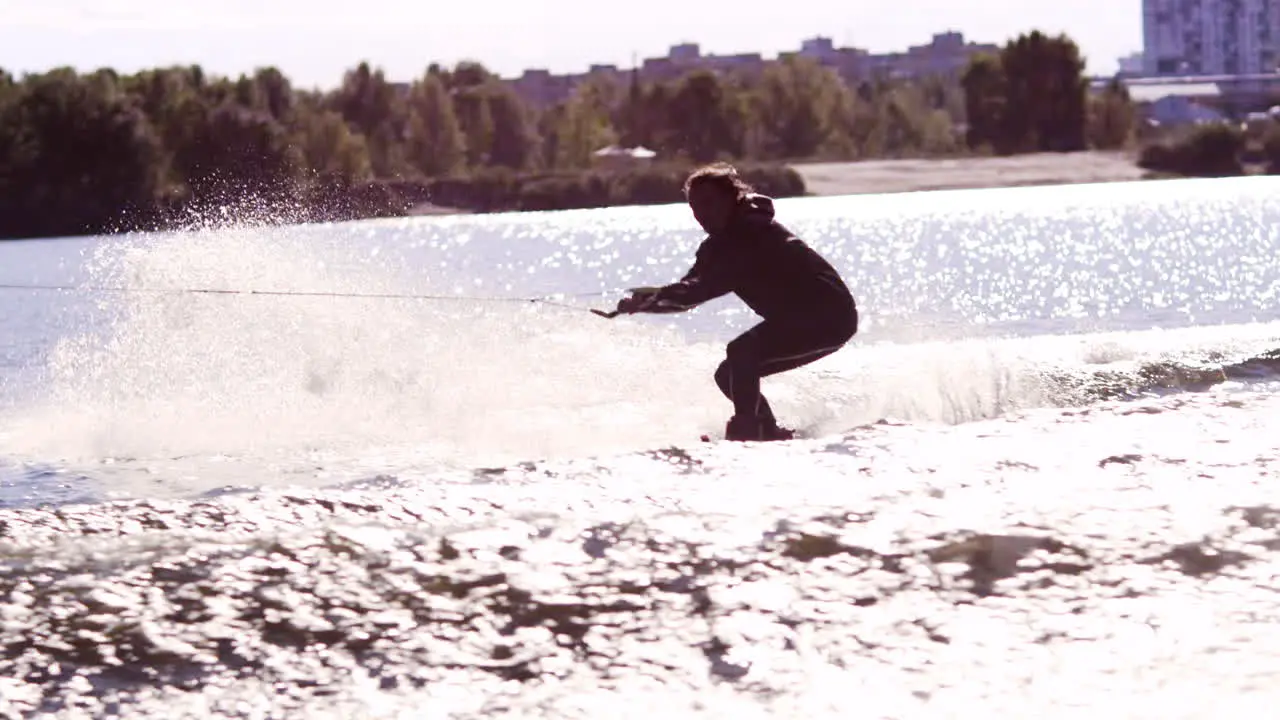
[[1097, 73, 1280, 124], [798, 37, 840, 63], [1143, 0, 1280, 75], [1118, 52, 1145, 76], [787, 31, 998, 84], [639, 43, 766, 83], [876, 31, 1000, 80], [505, 31, 998, 108], [508, 69, 584, 108]]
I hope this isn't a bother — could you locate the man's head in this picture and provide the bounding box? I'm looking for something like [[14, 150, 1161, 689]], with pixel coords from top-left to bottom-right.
[[683, 163, 754, 234]]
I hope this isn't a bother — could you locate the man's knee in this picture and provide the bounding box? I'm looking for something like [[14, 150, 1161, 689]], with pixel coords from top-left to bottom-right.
[[837, 319, 856, 345], [714, 360, 733, 394], [820, 309, 857, 349], [830, 305, 857, 342]]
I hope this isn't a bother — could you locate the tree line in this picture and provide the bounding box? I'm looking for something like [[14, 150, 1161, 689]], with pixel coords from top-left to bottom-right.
[[962, 31, 1136, 153], [964, 30, 1280, 176], [1, 30, 1144, 240]]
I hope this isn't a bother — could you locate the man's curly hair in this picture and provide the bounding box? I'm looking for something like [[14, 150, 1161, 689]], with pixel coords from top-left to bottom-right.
[[682, 162, 755, 200]]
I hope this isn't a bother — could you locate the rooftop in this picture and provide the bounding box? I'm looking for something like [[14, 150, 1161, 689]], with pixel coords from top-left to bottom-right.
[[1127, 82, 1223, 102]]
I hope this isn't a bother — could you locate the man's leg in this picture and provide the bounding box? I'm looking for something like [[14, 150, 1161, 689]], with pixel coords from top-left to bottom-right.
[[756, 305, 858, 384], [714, 323, 768, 423], [714, 318, 853, 438], [758, 335, 850, 378]]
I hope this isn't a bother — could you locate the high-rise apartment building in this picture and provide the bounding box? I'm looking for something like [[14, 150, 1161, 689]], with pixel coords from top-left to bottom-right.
[[1143, 0, 1280, 75]]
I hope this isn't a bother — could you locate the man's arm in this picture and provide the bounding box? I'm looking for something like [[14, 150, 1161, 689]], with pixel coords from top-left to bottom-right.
[[624, 244, 734, 314]]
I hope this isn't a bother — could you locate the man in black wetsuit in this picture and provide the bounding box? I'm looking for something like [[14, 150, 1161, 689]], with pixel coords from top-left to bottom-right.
[[614, 163, 859, 441]]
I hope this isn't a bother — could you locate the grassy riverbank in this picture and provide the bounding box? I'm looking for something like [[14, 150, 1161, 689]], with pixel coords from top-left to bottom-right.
[[790, 151, 1149, 196]]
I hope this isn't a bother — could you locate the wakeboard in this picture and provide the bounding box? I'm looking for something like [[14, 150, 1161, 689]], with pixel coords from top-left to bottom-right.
[[700, 429, 809, 443]]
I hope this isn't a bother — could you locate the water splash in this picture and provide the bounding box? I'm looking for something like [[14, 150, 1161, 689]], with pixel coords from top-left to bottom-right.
[[2, 220, 727, 474]]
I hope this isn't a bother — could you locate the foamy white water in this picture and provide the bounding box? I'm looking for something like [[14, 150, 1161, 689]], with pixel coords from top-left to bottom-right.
[[3, 388, 1280, 718], [1, 176, 1280, 717]]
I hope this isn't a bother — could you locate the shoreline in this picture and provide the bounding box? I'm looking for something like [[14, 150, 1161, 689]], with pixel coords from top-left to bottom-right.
[[413, 152, 1159, 215], [789, 151, 1150, 197], [0, 152, 1172, 241]]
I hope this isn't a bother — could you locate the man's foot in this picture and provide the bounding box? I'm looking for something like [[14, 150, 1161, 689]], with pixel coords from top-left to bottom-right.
[[724, 415, 796, 442], [764, 425, 796, 441]]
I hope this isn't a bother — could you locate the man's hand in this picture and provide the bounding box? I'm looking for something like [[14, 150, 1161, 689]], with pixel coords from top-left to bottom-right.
[[616, 288, 660, 314]]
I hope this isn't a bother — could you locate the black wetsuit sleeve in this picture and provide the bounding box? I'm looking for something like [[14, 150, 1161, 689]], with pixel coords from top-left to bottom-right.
[[647, 243, 734, 312]]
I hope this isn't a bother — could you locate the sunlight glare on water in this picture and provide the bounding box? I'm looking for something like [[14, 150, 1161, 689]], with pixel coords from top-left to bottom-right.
[[371, 176, 1280, 341], [0, 176, 1278, 503]]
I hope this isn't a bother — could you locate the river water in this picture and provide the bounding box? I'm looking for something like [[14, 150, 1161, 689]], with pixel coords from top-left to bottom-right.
[[1, 177, 1279, 718]]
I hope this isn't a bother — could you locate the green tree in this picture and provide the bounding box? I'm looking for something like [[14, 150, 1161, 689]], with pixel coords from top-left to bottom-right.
[[553, 87, 618, 168], [999, 31, 1088, 152], [252, 67, 295, 122], [438, 61, 497, 91], [663, 70, 743, 162], [616, 79, 669, 149], [452, 86, 494, 166], [171, 102, 304, 210], [0, 68, 17, 204], [0, 47, 1020, 239], [405, 72, 465, 176], [751, 57, 848, 160], [877, 85, 959, 156], [331, 62, 407, 176], [1088, 77, 1136, 150], [535, 102, 567, 169], [294, 109, 373, 184], [1264, 123, 1280, 174], [826, 85, 882, 159], [962, 32, 1088, 154], [961, 53, 1008, 152], [429, 61, 525, 169], [485, 84, 538, 170], [0, 69, 164, 237], [1139, 124, 1244, 177], [575, 74, 623, 118]]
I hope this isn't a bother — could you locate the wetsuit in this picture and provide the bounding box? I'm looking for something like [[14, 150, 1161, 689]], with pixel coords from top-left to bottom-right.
[[645, 194, 858, 435]]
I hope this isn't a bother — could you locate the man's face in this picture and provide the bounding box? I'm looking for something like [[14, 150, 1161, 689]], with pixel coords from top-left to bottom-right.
[[687, 182, 736, 234]]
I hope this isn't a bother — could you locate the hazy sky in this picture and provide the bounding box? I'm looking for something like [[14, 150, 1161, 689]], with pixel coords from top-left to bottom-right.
[[1, 0, 1143, 89]]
